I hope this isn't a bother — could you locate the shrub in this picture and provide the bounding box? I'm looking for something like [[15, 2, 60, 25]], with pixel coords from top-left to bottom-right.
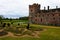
[[7, 23, 10, 27], [11, 22, 13, 24], [26, 23, 30, 29], [2, 23, 6, 27], [18, 23, 20, 25]]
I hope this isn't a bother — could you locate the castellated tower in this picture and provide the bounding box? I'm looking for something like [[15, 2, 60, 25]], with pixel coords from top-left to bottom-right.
[[29, 3, 40, 23]]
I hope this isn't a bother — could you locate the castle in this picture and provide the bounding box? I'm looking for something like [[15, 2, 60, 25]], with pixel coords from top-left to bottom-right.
[[29, 3, 60, 26]]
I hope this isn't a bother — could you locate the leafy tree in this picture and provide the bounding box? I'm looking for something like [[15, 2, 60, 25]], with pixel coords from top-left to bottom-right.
[[10, 18, 12, 22], [0, 15, 4, 21], [0, 16, 2, 21], [5, 18, 9, 20], [19, 16, 28, 20]]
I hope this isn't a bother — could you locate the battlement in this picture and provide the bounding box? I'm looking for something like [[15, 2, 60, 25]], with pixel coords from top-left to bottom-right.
[[29, 3, 40, 7], [29, 3, 40, 9], [29, 3, 60, 13]]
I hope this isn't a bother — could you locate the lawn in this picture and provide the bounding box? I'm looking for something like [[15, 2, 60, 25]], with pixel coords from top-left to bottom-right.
[[0, 24, 60, 40]]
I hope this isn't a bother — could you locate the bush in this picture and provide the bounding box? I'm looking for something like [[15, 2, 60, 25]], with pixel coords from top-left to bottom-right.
[[7, 23, 10, 27], [2, 23, 6, 27], [26, 23, 30, 29], [11, 22, 13, 24], [18, 23, 20, 25]]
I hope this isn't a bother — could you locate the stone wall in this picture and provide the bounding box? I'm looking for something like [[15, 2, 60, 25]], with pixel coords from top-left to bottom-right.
[[29, 3, 60, 26]]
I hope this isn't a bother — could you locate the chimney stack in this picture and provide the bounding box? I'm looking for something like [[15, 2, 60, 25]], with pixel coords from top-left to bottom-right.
[[48, 6, 49, 10], [56, 6, 58, 9], [44, 7, 46, 10]]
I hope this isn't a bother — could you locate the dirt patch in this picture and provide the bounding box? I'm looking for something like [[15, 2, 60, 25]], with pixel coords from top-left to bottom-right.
[[0, 28, 45, 38], [7, 31, 40, 38]]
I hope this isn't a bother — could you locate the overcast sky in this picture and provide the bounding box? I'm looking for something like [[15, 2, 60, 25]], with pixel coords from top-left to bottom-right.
[[0, 0, 60, 18]]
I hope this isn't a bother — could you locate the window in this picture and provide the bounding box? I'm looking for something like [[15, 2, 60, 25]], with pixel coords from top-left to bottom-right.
[[59, 18, 60, 20], [42, 15, 44, 17], [35, 15, 37, 17], [41, 18, 42, 22], [59, 14, 60, 16], [52, 14, 54, 16], [53, 18, 55, 20], [35, 19, 37, 21], [31, 10, 33, 12], [47, 14, 49, 16]]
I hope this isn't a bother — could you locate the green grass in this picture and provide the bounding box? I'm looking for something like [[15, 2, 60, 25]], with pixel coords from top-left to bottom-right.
[[0, 37, 40, 40], [0, 21, 60, 40]]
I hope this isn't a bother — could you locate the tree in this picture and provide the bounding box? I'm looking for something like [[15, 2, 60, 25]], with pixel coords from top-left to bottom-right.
[[19, 17, 28, 20], [10, 18, 12, 21], [5, 18, 9, 20], [0, 15, 4, 27], [0, 15, 4, 21], [0, 16, 2, 21]]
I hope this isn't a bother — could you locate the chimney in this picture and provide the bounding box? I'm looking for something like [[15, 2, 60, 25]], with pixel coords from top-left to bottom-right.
[[56, 6, 58, 9], [48, 6, 49, 10], [44, 7, 46, 10]]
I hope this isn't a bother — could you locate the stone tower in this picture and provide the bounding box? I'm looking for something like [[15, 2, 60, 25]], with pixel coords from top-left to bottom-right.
[[29, 3, 40, 23]]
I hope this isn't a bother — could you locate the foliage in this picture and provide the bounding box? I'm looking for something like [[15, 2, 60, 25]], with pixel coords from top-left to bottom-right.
[[0, 15, 4, 21], [7, 23, 10, 27], [19, 17, 28, 20]]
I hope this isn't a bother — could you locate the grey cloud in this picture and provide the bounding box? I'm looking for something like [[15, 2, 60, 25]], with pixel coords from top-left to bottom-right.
[[0, 0, 60, 18]]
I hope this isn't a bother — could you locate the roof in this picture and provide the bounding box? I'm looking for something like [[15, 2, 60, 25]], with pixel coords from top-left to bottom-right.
[[40, 8, 60, 13]]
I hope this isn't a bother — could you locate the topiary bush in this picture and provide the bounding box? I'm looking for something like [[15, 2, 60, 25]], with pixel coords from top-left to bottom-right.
[[7, 23, 10, 27], [2, 23, 6, 27], [18, 23, 20, 26], [26, 23, 30, 30]]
